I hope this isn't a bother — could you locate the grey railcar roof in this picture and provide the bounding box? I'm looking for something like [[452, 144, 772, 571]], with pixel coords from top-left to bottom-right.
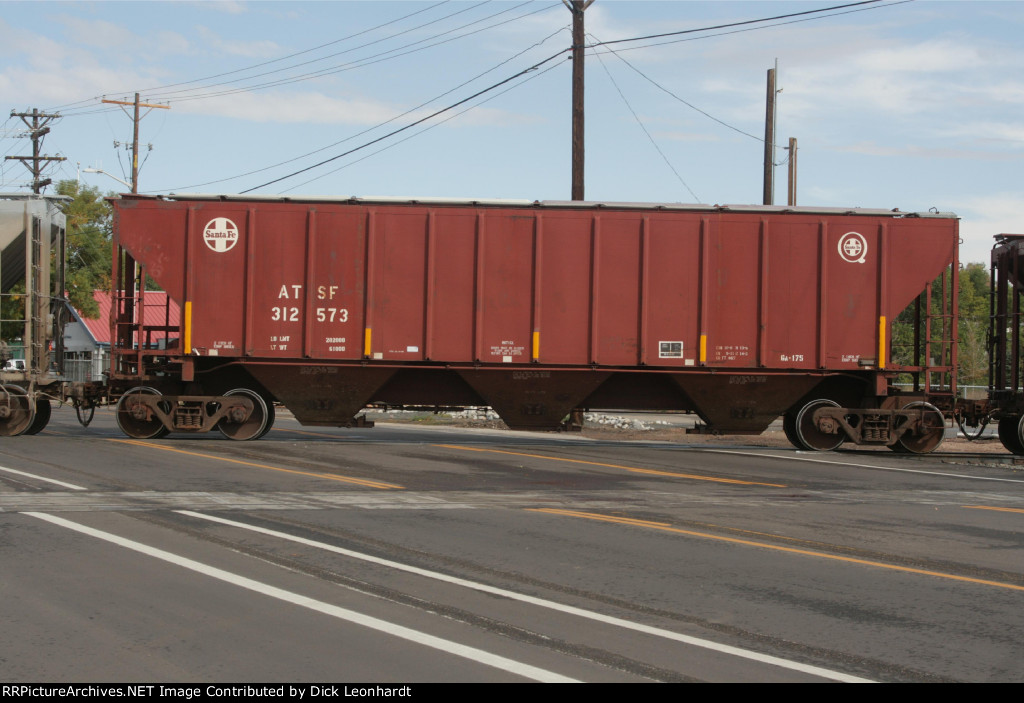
[[159, 193, 957, 219]]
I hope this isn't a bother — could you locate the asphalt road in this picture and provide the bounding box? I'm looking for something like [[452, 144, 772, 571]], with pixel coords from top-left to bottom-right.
[[2, 407, 1022, 682]]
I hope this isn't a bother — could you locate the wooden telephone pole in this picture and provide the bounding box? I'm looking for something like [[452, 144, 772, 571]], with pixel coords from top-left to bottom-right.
[[762, 66, 777, 205], [101, 93, 170, 193], [564, 0, 594, 201], [5, 109, 65, 193], [787, 137, 798, 206], [101, 94, 169, 354]]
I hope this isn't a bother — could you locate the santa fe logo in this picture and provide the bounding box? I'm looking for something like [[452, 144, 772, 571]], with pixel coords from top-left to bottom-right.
[[837, 231, 868, 264], [203, 218, 239, 253]]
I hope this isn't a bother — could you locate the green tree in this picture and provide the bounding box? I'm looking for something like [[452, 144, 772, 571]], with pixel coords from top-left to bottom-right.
[[957, 263, 990, 388], [1, 284, 25, 343], [891, 262, 991, 388], [57, 180, 114, 318]]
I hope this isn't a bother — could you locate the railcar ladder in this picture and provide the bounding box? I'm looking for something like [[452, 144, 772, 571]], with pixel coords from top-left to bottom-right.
[[892, 264, 958, 404], [111, 246, 178, 381]]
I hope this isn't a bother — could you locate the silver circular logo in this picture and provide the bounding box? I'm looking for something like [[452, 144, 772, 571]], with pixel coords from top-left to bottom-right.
[[203, 217, 239, 253], [837, 231, 867, 264]]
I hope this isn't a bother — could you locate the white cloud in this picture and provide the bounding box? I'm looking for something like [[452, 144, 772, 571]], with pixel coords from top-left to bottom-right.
[[212, 1, 248, 15], [958, 80, 1024, 106], [652, 130, 720, 142], [55, 15, 192, 57], [195, 25, 281, 59], [830, 141, 1024, 161], [937, 122, 1024, 148], [54, 16, 129, 49], [155, 31, 193, 56], [174, 86, 536, 128], [955, 193, 1024, 264], [4, 65, 154, 107], [686, 13, 1024, 132], [854, 40, 988, 73], [178, 89, 401, 124], [185, 0, 248, 15]]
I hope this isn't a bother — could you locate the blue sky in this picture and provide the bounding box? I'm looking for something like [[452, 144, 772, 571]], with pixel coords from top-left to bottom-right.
[[1, 0, 1021, 263]]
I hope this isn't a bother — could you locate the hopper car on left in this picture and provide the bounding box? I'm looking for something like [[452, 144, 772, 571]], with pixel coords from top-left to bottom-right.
[[0, 194, 69, 435]]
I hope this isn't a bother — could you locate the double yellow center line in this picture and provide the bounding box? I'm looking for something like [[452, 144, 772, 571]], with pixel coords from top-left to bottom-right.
[[532, 508, 1024, 593], [111, 439, 403, 490], [435, 444, 786, 487]]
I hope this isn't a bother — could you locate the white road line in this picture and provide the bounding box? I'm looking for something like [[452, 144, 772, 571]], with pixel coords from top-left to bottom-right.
[[178, 509, 872, 683], [25, 511, 576, 683], [0, 465, 87, 491], [700, 449, 1024, 484]]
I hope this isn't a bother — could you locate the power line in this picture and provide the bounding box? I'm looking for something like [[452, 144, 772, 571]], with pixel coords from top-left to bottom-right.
[[144, 1, 507, 102], [240, 49, 570, 193], [589, 0, 914, 55], [587, 0, 884, 49], [5, 109, 66, 193], [279, 59, 565, 194], [151, 23, 569, 194], [55, 1, 557, 116], [140, 1, 461, 97], [43, 0, 457, 113], [150, 2, 560, 105], [599, 42, 765, 143], [589, 34, 700, 202], [589, 0, 913, 147]]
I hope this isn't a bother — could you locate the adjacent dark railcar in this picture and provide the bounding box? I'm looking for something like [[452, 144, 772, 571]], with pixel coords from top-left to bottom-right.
[[981, 234, 1024, 454], [107, 194, 959, 451]]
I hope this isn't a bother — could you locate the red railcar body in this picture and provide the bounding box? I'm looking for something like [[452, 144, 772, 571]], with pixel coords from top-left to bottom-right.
[[109, 195, 959, 448]]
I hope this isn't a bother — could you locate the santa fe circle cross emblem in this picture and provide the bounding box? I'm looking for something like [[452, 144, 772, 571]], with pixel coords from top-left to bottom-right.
[[837, 231, 867, 264], [203, 218, 239, 253]]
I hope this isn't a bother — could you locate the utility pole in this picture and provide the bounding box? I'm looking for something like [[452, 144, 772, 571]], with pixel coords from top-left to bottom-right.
[[5, 109, 66, 193], [762, 66, 777, 205], [564, 0, 594, 201], [100, 94, 168, 355], [787, 137, 798, 206], [101, 93, 169, 193]]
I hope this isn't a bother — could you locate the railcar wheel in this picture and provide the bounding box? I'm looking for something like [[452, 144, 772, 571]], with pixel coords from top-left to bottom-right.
[[794, 399, 844, 451], [23, 397, 52, 435], [1012, 416, 1024, 457], [894, 401, 945, 454], [0, 384, 35, 436], [217, 389, 269, 441], [999, 415, 1024, 455], [782, 412, 805, 449], [116, 386, 170, 439], [258, 401, 276, 438]]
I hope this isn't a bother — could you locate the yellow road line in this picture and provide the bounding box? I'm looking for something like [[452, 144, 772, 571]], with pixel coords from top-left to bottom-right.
[[109, 439, 402, 490], [964, 505, 1024, 515], [687, 521, 851, 550], [435, 444, 786, 487], [272, 427, 347, 439], [529, 508, 1024, 593]]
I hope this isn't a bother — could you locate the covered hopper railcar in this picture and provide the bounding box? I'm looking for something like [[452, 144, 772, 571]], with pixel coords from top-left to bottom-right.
[[104, 194, 960, 452]]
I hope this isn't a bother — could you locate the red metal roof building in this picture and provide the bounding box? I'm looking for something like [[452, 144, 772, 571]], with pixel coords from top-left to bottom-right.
[[64, 290, 180, 382], [74, 290, 179, 346]]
